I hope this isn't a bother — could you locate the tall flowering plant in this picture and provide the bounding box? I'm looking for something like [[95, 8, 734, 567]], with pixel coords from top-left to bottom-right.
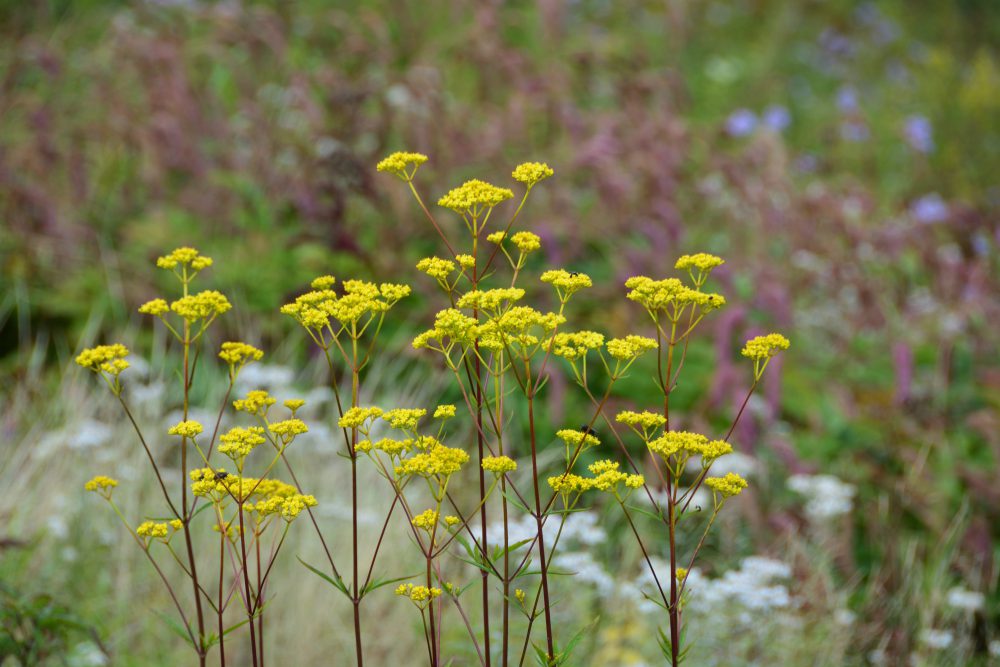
[[78, 155, 789, 667], [78, 249, 316, 667]]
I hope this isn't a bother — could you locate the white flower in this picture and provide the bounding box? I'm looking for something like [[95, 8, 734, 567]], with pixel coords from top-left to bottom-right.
[[946, 586, 984, 612], [919, 628, 953, 650], [788, 473, 855, 520]]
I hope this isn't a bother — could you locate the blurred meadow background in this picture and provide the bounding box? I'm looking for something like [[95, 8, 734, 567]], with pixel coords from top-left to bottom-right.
[[2, 0, 1000, 665]]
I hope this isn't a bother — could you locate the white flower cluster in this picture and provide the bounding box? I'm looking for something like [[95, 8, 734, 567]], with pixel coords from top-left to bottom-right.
[[787, 473, 855, 520], [919, 628, 954, 650], [945, 585, 984, 612]]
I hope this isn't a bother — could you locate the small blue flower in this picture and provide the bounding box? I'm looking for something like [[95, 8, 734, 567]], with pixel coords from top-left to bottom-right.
[[725, 109, 757, 137], [910, 193, 949, 224], [903, 115, 933, 153], [762, 105, 791, 132]]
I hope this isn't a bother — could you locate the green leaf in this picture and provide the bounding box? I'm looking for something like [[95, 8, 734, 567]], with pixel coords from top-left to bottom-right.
[[297, 557, 351, 598], [361, 573, 418, 597]]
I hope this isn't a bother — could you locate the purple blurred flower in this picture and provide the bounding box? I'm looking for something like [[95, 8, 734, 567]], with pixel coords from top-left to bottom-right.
[[795, 154, 819, 173], [910, 193, 949, 224], [840, 120, 869, 142], [726, 109, 758, 137], [903, 115, 933, 153], [763, 105, 791, 132], [837, 86, 859, 113]]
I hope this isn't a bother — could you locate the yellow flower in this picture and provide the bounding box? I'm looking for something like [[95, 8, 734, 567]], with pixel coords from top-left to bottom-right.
[[310, 275, 336, 289], [512, 162, 554, 187], [411, 509, 439, 531], [138, 299, 169, 316], [280, 494, 317, 521], [412, 309, 479, 350], [647, 431, 706, 458], [455, 254, 476, 269], [438, 179, 514, 216], [233, 390, 276, 416], [156, 247, 213, 271], [382, 409, 427, 431], [395, 583, 442, 607], [284, 399, 306, 412], [540, 269, 592, 301], [556, 429, 600, 449], [75, 344, 130, 376], [705, 472, 749, 498], [270, 419, 309, 444], [168, 420, 203, 439], [136, 521, 169, 540], [376, 151, 428, 179], [482, 455, 517, 475], [675, 253, 725, 273], [515, 589, 526, 604], [84, 475, 118, 498], [395, 443, 469, 478], [676, 568, 688, 581], [741, 333, 791, 360], [170, 519, 183, 531], [218, 426, 266, 460], [457, 288, 525, 312], [510, 231, 542, 253], [606, 335, 657, 362], [433, 405, 456, 420], [338, 406, 384, 430], [548, 473, 593, 495], [444, 515, 460, 527], [550, 331, 605, 361], [170, 290, 231, 322], [219, 342, 263, 367], [615, 411, 667, 433], [416, 257, 456, 282]]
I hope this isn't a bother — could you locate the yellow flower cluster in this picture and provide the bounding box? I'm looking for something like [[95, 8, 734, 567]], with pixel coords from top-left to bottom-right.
[[138, 299, 169, 316], [482, 455, 518, 475], [168, 420, 203, 439], [705, 472, 749, 498], [647, 431, 731, 462], [615, 411, 667, 437], [395, 443, 469, 478], [136, 521, 170, 540], [395, 583, 442, 607], [456, 254, 476, 269], [548, 473, 593, 495], [284, 399, 305, 412], [219, 342, 263, 367], [416, 257, 456, 282], [76, 343, 130, 376], [311, 275, 336, 289], [540, 269, 593, 300], [84, 475, 118, 497], [587, 460, 644, 495], [477, 307, 565, 353], [438, 179, 514, 216], [382, 408, 427, 431], [156, 247, 213, 271], [550, 331, 605, 361], [281, 280, 410, 334], [675, 253, 725, 273], [512, 162, 554, 187], [412, 309, 479, 351], [259, 493, 318, 521], [171, 291, 232, 322], [456, 288, 525, 312], [338, 406, 384, 430], [376, 151, 428, 178], [556, 429, 600, 450], [676, 568, 688, 581], [411, 509, 439, 531], [489, 230, 543, 254], [218, 426, 266, 460], [433, 405, 456, 420], [445, 516, 460, 527], [625, 276, 725, 314], [269, 419, 308, 444], [189, 468, 238, 498], [741, 333, 791, 360], [234, 390, 276, 416], [606, 335, 658, 361]]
